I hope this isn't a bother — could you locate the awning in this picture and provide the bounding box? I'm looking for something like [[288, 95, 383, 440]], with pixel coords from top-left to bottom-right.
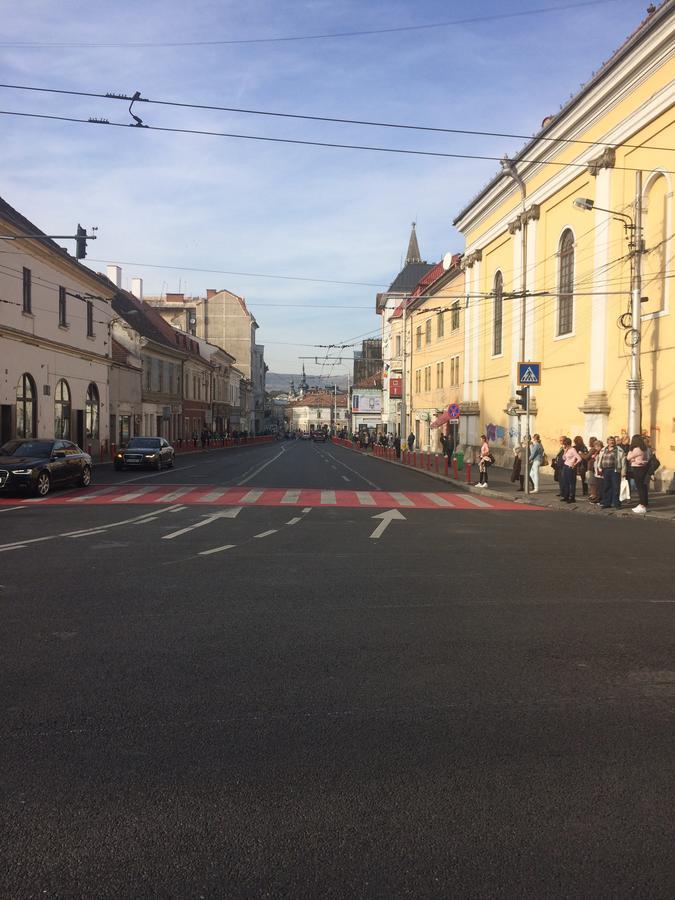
[[430, 410, 451, 429]]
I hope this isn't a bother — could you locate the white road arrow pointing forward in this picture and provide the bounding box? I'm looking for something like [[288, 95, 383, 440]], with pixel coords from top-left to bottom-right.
[[369, 508, 406, 539], [162, 507, 242, 540]]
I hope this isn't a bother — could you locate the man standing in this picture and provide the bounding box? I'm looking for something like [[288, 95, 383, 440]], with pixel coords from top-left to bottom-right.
[[407, 432, 415, 451]]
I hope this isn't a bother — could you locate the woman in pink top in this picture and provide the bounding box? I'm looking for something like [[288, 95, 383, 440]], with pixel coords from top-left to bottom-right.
[[560, 437, 582, 503], [476, 434, 491, 487], [626, 434, 649, 514]]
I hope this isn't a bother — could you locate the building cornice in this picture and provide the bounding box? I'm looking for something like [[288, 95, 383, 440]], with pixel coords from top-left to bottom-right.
[[0, 324, 110, 366]]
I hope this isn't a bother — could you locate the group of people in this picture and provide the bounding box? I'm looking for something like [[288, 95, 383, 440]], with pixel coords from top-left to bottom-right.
[[476, 432, 657, 514]]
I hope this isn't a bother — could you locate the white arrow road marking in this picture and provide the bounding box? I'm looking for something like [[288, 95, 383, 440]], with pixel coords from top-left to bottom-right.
[[162, 507, 242, 540], [369, 508, 406, 539]]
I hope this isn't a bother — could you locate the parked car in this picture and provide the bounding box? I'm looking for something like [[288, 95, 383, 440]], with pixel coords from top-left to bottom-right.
[[115, 437, 175, 471], [312, 430, 328, 442], [0, 439, 93, 497]]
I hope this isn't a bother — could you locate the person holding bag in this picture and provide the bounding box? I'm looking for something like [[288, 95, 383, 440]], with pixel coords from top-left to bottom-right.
[[476, 434, 493, 487], [597, 436, 626, 509], [626, 434, 649, 515]]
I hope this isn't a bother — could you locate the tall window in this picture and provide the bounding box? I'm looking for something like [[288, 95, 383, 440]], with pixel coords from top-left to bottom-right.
[[492, 271, 503, 356], [451, 300, 460, 331], [425, 319, 432, 344], [54, 379, 71, 439], [86, 301, 94, 337], [424, 365, 431, 391], [436, 361, 444, 388], [643, 173, 669, 316], [558, 229, 575, 335], [416, 326, 422, 350], [437, 313, 445, 338], [59, 287, 67, 326], [415, 369, 421, 393], [23, 267, 32, 314], [450, 355, 461, 386], [395, 334, 401, 358], [85, 383, 100, 440], [16, 373, 36, 438]]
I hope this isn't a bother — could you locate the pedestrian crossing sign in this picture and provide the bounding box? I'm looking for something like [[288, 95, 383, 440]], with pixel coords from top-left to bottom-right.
[[518, 362, 542, 385]]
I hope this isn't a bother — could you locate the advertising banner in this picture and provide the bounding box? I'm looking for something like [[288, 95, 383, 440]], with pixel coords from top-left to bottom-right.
[[389, 378, 402, 399]]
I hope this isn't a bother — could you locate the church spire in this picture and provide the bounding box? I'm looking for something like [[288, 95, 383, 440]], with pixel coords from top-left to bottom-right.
[[405, 221, 421, 264]]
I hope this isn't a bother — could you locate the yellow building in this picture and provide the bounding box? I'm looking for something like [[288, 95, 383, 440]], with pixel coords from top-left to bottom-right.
[[406, 256, 465, 451], [453, 1, 674, 486]]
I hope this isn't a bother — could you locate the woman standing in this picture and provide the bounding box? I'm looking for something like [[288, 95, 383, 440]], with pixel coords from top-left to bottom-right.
[[573, 435, 589, 496], [476, 434, 491, 487], [529, 434, 543, 493], [587, 439, 602, 503], [560, 437, 582, 503], [626, 434, 649, 515], [597, 436, 626, 509]]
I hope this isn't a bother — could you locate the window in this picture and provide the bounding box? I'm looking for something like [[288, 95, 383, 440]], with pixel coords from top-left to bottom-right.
[[436, 361, 444, 389], [643, 173, 669, 316], [558, 229, 575, 335], [395, 335, 401, 358], [86, 300, 94, 337], [425, 319, 432, 344], [451, 301, 460, 331], [142, 355, 152, 392], [158, 360, 164, 392], [16, 373, 36, 438], [22, 267, 32, 314], [416, 326, 422, 350], [450, 355, 460, 386], [415, 369, 421, 393], [492, 271, 503, 356], [424, 365, 431, 391], [54, 379, 71, 439], [85, 383, 100, 440], [119, 415, 131, 444], [59, 287, 67, 326], [437, 313, 444, 339]]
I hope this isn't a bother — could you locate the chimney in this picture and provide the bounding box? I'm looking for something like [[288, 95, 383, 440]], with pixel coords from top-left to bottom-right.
[[131, 277, 143, 301], [206, 289, 217, 299], [107, 265, 122, 287]]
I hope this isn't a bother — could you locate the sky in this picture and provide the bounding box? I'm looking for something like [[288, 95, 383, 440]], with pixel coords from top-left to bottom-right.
[[0, 0, 654, 375]]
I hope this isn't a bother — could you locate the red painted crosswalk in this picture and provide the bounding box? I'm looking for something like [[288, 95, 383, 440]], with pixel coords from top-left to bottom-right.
[[0, 485, 544, 511]]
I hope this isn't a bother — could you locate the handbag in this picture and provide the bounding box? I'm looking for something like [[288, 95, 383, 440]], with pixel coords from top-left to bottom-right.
[[541, 452, 549, 466], [619, 477, 631, 502], [486, 452, 495, 465], [645, 454, 661, 478]]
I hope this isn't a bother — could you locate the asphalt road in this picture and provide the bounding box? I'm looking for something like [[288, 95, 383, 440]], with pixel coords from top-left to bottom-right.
[[1, 440, 673, 898]]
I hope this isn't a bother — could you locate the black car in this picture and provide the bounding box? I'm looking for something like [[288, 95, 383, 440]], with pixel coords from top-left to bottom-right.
[[115, 436, 175, 471], [0, 439, 93, 497], [312, 430, 328, 442]]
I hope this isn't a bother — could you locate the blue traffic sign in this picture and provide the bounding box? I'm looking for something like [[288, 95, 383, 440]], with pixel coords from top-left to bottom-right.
[[518, 362, 542, 386], [447, 403, 461, 418]]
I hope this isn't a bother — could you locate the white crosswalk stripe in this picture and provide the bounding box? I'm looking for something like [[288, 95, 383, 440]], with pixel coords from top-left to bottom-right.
[[423, 492, 454, 507], [240, 489, 264, 504], [153, 487, 192, 503], [111, 487, 156, 503], [67, 487, 117, 503], [463, 494, 491, 508], [320, 490, 336, 505], [389, 492, 414, 506], [356, 491, 375, 506], [281, 489, 301, 504], [198, 489, 230, 503]]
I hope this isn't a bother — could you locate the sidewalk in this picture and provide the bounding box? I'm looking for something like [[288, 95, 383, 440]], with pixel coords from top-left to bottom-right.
[[342, 442, 675, 523]]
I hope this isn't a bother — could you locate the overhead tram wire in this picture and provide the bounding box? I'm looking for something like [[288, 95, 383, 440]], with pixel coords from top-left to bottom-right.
[[1, 80, 670, 154], [0, 109, 670, 175], [0, 1, 620, 47]]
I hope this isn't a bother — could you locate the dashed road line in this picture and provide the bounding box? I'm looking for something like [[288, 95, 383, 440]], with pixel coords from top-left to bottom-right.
[[286, 517, 302, 525], [254, 529, 277, 539], [199, 544, 236, 556]]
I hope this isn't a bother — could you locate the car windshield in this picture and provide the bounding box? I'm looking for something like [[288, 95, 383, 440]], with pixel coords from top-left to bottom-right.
[[0, 440, 54, 457], [127, 438, 161, 449]]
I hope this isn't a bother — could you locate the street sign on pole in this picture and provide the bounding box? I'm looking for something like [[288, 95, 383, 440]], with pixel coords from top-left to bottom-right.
[[518, 362, 542, 385]]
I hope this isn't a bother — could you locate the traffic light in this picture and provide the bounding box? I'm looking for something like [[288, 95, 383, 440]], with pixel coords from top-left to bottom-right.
[[75, 224, 87, 259], [516, 386, 529, 410]]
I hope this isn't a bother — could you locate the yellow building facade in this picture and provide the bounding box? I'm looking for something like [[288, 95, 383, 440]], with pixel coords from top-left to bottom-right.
[[453, 1, 674, 486]]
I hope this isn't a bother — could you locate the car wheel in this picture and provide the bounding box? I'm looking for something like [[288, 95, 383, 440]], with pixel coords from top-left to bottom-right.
[[36, 471, 51, 497], [80, 465, 92, 487]]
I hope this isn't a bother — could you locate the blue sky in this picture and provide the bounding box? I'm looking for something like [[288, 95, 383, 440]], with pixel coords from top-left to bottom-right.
[[1, 0, 650, 373]]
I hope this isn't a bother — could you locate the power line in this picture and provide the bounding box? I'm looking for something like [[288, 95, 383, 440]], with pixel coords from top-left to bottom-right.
[[1, 108, 668, 173], [2, 80, 669, 153], [0, 1, 619, 48]]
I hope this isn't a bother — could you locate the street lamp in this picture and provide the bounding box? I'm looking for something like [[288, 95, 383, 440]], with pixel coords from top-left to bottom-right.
[[574, 173, 643, 438]]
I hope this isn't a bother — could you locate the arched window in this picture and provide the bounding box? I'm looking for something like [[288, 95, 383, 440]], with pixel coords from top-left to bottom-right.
[[558, 229, 575, 335], [85, 383, 100, 440], [643, 172, 670, 316], [492, 271, 503, 356], [54, 379, 71, 439], [16, 373, 36, 438]]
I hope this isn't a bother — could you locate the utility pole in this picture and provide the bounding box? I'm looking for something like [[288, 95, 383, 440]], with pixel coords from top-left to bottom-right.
[[400, 302, 407, 440], [628, 170, 643, 438]]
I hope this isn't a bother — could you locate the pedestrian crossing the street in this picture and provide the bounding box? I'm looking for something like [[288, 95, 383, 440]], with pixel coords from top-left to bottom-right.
[[0, 485, 543, 511]]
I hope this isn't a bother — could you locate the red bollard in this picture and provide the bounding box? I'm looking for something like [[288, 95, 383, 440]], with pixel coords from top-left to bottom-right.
[[466, 463, 472, 483], [111, 442, 116, 461], [444, 457, 449, 476], [412, 452, 416, 467], [452, 458, 458, 478], [427, 452, 431, 469]]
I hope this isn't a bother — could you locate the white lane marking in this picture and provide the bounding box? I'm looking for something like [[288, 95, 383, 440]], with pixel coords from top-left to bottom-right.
[[115, 464, 199, 484], [0, 545, 27, 552], [254, 529, 277, 539], [463, 494, 491, 508], [241, 489, 264, 504], [68, 487, 117, 503], [238, 447, 286, 486], [356, 491, 376, 506], [370, 509, 406, 539], [321, 490, 336, 505], [170, 505, 187, 512], [281, 489, 301, 504], [302, 507, 312, 514], [153, 487, 192, 503], [111, 487, 156, 503], [331, 465, 337, 470], [23, 497, 51, 503], [423, 492, 454, 507], [341, 475, 350, 482], [69, 529, 109, 538], [61, 507, 181, 537], [389, 492, 414, 507], [285, 517, 302, 525], [324, 451, 381, 490], [0, 506, 183, 551], [162, 507, 242, 540], [132, 517, 158, 524], [199, 544, 236, 556], [0, 506, 26, 513], [198, 489, 229, 503]]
